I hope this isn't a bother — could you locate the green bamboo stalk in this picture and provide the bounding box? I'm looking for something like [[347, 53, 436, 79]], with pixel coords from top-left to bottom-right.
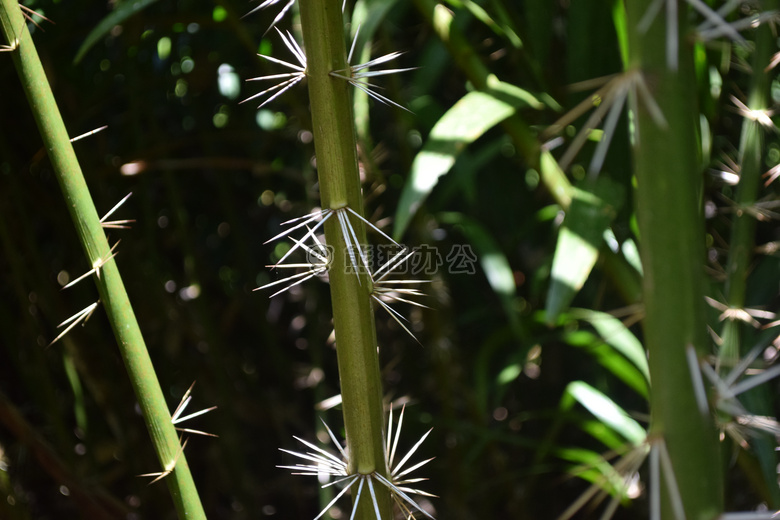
[[0, 3, 206, 518], [720, 0, 776, 367], [297, 2, 392, 519], [625, 2, 722, 519], [718, 4, 780, 505]]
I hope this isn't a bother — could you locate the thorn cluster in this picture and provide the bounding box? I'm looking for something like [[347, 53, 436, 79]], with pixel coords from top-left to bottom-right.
[[139, 382, 217, 483], [256, 206, 428, 343], [279, 404, 435, 520], [543, 70, 665, 177], [243, 25, 412, 110]]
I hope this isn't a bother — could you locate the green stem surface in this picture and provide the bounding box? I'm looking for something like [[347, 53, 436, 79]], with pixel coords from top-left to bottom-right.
[[0, 3, 206, 518], [625, 2, 722, 519], [720, 0, 776, 366], [298, 2, 392, 518]]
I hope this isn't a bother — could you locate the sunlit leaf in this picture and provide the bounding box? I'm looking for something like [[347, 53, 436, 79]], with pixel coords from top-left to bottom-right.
[[564, 381, 646, 445], [570, 309, 649, 385], [394, 84, 541, 240], [564, 330, 648, 398], [579, 420, 628, 451], [554, 446, 631, 503], [545, 178, 624, 323]]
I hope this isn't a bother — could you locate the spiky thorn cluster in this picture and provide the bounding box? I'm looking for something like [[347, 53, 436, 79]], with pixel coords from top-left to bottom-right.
[[256, 206, 429, 342], [548, 3, 780, 178], [639, 0, 779, 71], [559, 337, 780, 520], [242, 20, 413, 110], [139, 382, 217, 483], [279, 404, 435, 520], [542, 69, 665, 178], [1, 3, 55, 52], [687, 344, 780, 447], [243, 0, 347, 34]]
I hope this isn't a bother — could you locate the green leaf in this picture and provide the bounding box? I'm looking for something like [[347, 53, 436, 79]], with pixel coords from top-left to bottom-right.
[[443, 0, 522, 49], [394, 84, 541, 240], [571, 308, 649, 385], [564, 329, 648, 398], [74, 0, 161, 64], [564, 381, 646, 445], [554, 446, 626, 493], [545, 177, 624, 323]]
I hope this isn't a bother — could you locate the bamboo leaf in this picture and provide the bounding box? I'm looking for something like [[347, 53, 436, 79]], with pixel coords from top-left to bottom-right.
[[394, 85, 539, 240], [565, 381, 646, 445], [546, 177, 623, 323], [546, 178, 624, 323], [570, 308, 649, 385], [564, 329, 649, 399]]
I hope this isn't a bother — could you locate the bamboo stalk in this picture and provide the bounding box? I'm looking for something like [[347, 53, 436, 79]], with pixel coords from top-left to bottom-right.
[[0, 2, 206, 518], [625, 2, 722, 519], [719, 0, 776, 367], [297, 2, 392, 518]]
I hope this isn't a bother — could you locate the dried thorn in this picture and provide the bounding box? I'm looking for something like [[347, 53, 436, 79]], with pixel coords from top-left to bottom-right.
[[243, 0, 295, 35], [331, 30, 414, 111], [0, 38, 19, 52], [243, 28, 307, 107], [311, 475, 358, 520], [138, 438, 189, 484], [100, 192, 133, 228], [20, 5, 54, 31], [70, 125, 108, 143], [372, 295, 422, 345], [175, 427, 218, 437], [545, 70, 664, 173], [100, 220, 136, 229], [170, 382, 218, 437], [47, 300, 100, 347], [61, 241, 120, 289], [763, 164, 780, 187], [730, 95, 776, 131]]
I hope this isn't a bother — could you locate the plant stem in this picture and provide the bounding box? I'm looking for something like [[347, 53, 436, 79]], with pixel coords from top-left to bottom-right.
[[720, 0, 776, 367], [297, 2, 392, 518], [625, 2, 722, 519], [0, 3, 206, 518], [719, 3, 780, 505]]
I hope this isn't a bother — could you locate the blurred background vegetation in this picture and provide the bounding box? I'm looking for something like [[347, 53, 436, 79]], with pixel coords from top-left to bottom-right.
[[1, 0, 779, 518]]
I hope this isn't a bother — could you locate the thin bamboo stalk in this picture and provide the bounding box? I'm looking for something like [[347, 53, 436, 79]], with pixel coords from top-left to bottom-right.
[[0, 2, 206, 518], [720, 0, 777, 367]]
